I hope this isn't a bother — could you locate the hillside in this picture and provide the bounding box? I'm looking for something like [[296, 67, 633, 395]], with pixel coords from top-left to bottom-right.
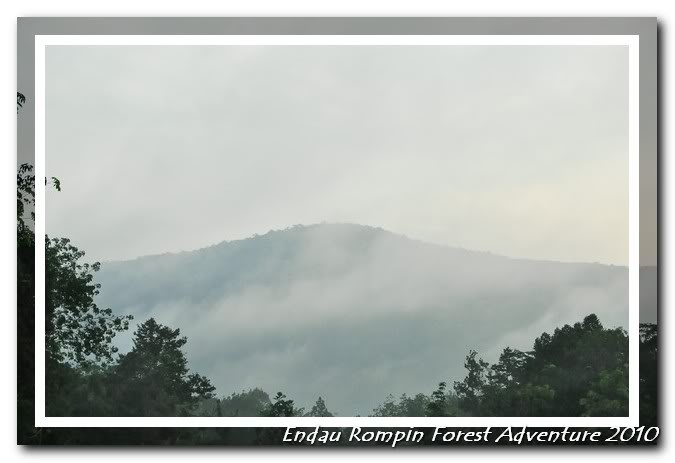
[[95, 223, 630, 415]]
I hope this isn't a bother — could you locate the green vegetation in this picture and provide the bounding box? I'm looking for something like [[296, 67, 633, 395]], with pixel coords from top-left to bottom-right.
[[451, 314, 628, 417]]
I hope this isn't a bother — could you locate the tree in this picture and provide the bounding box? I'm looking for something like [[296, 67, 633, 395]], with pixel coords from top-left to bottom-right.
[[17, 163, 38, 440], [17, 143, 134, 435], [478, 348, 534, 416], [580, 365, 629, 416], [16, 93, 216, 444], [307, 396, 333, 417], [214, 388, 271, 417], [46, 237, 132, 365], [371, 394, 399, 417], [255, 391, 305, 445], [452, 314, 630, 417], [17, 91, 25, 112], [489, 347, 530, 388], [109, 318, 215, 416], [426, 382, 450, 417], [400, 393, 433, 416], [524, 314, 627, 416], [453, 350, 489, 415], [639, 323, 657, 426], [17, 162, 60, 243], [262, 392, 303, 417]]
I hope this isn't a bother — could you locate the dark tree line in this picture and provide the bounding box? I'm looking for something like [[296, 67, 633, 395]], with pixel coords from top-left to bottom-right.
[[369, 314, 655, 424], [452, 314, 630, 417], [18, 157, 219, 443]]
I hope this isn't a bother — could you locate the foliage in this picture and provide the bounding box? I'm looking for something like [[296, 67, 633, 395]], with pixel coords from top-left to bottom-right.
[[108, 318, 216, 416], [17, 163, 60, 242], [17, 164, 38, 441], [425, 382, 461, 417], [639, 323, 658, 426], [16, 144, 216, 440], [254, 391, 305, 444], [453, 314, 630, 417], [263, 392, 304, 417], [580, 365, 629, 416], [371, 387, 460, 417], [372, 394, 409, 417], [17, 163, 36, 245], [17, 160, 126, 368], [453, 350, 490, 415], [306, 396, 334, 417], [45, 237, 132, 365], [216, 388, 272, 417]]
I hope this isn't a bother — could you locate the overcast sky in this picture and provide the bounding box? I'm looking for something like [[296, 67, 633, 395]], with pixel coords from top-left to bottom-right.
[[46, 45, 629, 265]]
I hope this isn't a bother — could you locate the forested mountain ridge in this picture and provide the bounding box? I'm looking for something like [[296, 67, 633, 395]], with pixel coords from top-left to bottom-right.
[[95, 223, 631, 416]]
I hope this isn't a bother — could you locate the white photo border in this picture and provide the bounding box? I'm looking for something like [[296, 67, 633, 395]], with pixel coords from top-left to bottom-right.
[[34, 34, 640, 428]]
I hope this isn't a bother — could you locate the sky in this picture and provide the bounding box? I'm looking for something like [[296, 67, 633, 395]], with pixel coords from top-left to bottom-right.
[[46, 45, 629, 265]]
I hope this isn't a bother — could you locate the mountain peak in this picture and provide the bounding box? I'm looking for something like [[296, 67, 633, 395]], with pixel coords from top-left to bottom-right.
[[95, 222, 629, 416]]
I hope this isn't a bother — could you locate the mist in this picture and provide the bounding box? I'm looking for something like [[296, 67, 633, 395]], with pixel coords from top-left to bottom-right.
[[96, 224, 628, 415], [44, 44, 633, 415], [46, 45, 629, 266]]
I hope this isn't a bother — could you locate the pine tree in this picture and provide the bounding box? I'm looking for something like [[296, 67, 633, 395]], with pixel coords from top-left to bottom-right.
[[307, 396, 333, 417], [110, 318, 215, 416]]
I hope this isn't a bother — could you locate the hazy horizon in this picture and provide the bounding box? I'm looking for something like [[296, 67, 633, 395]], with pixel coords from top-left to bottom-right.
[[99, 221, 633, 268], [46, 45, 629, 266]]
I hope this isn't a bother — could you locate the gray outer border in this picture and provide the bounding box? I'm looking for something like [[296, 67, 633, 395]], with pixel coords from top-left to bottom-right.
[[17, 18, 658, 427]]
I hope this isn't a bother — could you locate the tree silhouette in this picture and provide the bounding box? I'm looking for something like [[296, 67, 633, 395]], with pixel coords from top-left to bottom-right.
[[17, 91, 25, 112], [453, 350, 489, 415], [218, 388, 271, 417], [452, 314, 630, 417], [46, 236, 132, 365], [307, 396, 333, 417], [426, 382, 452, 417], [109, 318, 215, 416], [263, 392, 303, 417]]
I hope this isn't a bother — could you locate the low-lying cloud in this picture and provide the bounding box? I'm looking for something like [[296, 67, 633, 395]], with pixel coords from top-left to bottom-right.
[[96, 224, 629, 415]]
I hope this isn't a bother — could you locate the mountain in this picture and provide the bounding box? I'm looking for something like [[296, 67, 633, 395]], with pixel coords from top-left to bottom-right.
[[95, 223, 631, 416]]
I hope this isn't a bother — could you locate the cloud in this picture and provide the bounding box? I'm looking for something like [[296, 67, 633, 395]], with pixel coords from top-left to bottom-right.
[[46, 45, 628, 265], [97, 225, 628, 415]]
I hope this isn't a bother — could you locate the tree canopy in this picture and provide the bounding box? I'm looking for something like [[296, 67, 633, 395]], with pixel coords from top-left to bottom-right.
[[452, 314, 630, 417]]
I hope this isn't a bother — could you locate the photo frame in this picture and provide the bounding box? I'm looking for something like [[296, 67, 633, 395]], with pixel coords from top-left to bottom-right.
[[17, 17, 658, 446]]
